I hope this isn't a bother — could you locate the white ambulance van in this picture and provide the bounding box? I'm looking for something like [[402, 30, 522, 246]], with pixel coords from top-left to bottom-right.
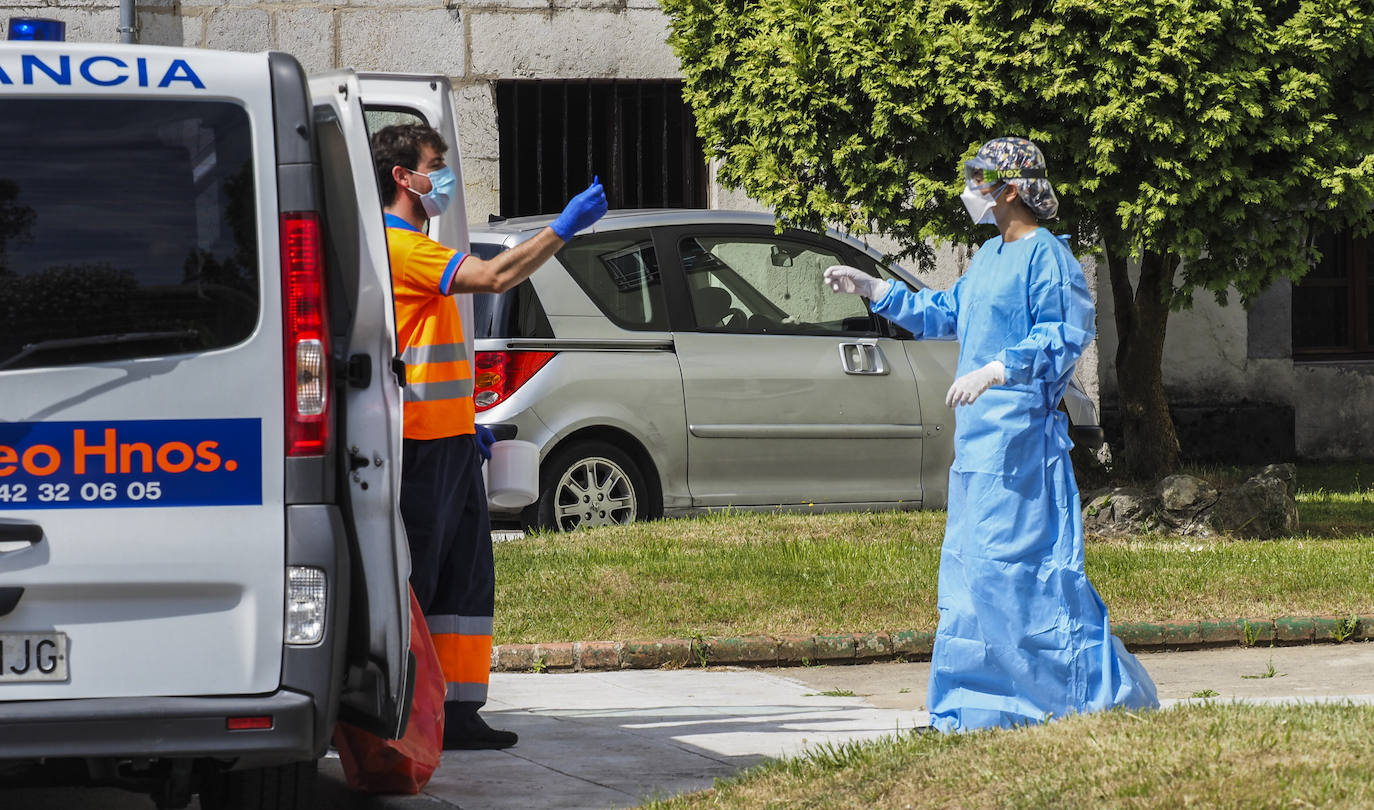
[[0, 37, 471, 809]]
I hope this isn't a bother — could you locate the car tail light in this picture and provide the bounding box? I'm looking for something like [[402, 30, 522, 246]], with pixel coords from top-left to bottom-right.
[[473, 350, 556, 412], [281, 212, 332, 457]]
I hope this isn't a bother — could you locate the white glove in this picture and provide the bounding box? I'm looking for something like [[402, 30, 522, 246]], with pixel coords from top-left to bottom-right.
[[823, 265, 891, 300], [945, 360, 1006, 407]]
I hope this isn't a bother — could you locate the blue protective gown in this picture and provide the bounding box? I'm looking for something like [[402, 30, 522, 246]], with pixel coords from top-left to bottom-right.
[[871, 228, 1159, 733]]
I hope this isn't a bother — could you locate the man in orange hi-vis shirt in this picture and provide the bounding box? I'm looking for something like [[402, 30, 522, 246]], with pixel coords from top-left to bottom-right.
[[371, 123, 606, 749]]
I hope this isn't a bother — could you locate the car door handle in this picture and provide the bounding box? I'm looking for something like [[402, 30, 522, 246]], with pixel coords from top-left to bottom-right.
[[0, 520, 43, 554], [838, 343, 889, 375]]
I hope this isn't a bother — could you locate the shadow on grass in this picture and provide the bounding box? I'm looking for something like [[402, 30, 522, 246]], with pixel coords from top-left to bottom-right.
[[1295, 461, 1374, 495]]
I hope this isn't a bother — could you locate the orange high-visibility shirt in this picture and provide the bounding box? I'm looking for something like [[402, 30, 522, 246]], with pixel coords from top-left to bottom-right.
[[384, 214, 475, 440]]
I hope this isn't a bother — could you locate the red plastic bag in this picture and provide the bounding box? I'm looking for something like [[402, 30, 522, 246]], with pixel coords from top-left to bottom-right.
[[334, 586, 445, 794]]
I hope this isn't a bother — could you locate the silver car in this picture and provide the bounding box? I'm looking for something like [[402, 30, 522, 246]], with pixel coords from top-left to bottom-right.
[[470, 210, 1102, 531]]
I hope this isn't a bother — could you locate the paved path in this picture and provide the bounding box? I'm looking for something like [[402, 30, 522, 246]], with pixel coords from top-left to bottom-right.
[[7, 642, 1374, 809], [376, 668, 929, 810], [778, 642, 1374, 709]]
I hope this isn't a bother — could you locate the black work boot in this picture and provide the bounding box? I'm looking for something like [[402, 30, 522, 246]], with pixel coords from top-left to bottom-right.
[[443, 703, 518, 750]]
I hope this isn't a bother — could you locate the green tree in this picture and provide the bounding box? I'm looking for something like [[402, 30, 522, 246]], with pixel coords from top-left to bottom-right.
[[662, 0, 1374, 479]]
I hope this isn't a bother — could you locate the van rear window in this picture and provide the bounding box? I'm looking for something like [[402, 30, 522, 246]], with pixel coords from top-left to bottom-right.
[[0, 100, 257, 371]]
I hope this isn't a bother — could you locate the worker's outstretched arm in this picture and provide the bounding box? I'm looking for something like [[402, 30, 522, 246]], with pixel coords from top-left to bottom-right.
[[450, 179, 607, 294], [823, 264, 961, 340]]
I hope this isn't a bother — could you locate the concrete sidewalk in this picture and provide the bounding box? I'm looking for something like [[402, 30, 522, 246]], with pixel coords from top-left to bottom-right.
[[315, 641, 1374, 810], [316, 667, 928, 810], [8, 643, 1373, 809]]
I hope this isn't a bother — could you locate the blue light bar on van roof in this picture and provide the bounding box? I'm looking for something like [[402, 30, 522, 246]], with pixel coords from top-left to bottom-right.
[[7, 17, 66, 41]]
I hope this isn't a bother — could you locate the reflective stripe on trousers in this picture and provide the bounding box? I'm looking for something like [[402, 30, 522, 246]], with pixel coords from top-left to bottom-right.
[[429, 614, 492, 704]]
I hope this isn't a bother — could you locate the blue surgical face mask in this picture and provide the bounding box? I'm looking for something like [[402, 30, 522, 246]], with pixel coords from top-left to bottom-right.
[[406, 165, 456, 218]]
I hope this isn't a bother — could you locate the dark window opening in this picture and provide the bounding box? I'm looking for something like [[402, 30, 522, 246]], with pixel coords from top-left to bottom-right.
[[469, 242, 554, 339], [496, 80, 709, 218], [1292, 230, 1372, 357], [0, 99, 257, 372]]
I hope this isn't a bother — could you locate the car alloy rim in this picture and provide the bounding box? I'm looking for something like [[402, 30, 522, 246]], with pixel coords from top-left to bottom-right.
[[553, 456, 637, 530]]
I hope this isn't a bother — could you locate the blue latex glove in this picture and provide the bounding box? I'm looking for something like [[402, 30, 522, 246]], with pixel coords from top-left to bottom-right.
[[550, 176, 608, 241], [474, 424, 495, 461]]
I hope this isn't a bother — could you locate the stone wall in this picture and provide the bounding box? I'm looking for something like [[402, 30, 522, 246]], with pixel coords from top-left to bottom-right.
[[0, 0, 680, 223], [1095, 258, 1374, 460]]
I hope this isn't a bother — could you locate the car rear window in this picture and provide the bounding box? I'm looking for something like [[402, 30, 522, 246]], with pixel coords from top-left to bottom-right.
[[554, 230, 668, 331], [469, 241, 554, 339], [0, 99, 257, 371]]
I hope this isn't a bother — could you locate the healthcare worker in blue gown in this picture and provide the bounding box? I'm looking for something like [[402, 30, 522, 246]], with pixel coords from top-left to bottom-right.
[[824, 137, 1158, 733]]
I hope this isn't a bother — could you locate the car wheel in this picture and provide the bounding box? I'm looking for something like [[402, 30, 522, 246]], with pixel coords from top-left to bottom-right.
[[527, 441, 648, 532], [199, 760, 316, 810]]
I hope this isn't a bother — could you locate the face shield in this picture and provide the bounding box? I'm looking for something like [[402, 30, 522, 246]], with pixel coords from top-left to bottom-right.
[[962, 161, 1047, 192]]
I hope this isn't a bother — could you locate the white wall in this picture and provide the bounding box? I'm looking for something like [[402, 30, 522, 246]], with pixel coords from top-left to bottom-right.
[[1095, 271, 1257, 400], [1094, 260, 1374, 459]]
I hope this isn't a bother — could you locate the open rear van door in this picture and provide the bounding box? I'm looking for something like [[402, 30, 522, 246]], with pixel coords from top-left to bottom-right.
[[307, 69, 412, 738]]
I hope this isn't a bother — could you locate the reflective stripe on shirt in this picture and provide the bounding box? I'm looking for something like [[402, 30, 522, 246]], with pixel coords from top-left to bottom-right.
[[403, 377, 476, 403], [403, 341, 470, 367]]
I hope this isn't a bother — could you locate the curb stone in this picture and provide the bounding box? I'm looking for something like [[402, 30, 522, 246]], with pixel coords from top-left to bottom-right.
[[491, 615, 1374, 673]]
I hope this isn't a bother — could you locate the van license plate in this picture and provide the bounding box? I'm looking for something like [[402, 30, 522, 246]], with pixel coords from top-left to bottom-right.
[[0, 633, 69, 682]]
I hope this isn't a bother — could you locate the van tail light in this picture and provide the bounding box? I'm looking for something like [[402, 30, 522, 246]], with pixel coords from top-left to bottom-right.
[[473, 350, 556, 412], [285, 566, 327, 645], [281, 212, 332, 457], [226, 716, 274, 731]]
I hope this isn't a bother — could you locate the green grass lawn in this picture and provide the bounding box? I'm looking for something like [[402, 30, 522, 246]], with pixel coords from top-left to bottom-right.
[[639, 702, 1374, 809], [494, 462, 1374, 645], [1294, 461, 1374, 538]]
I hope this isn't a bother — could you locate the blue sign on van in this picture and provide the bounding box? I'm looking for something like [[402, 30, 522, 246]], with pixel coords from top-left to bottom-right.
[[0, 419, 261, 509]]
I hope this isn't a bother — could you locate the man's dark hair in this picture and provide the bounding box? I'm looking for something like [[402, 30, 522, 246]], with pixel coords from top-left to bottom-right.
[[370, 123, 449, 206]]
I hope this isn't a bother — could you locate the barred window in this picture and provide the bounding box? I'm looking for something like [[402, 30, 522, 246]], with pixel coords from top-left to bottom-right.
[[1292, 231, 1372, 357], [496, 80, 708, 218]]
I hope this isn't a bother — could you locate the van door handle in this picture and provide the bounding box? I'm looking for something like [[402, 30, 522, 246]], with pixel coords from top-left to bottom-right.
[[838, 343, 889, 376], [0, 520, 43, 554]]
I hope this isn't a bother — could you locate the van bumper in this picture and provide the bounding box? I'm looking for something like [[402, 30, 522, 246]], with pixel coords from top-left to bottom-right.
[[0, 689, 315, 762]]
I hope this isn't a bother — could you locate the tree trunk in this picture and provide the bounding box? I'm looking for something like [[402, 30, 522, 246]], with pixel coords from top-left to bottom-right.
[[1105, 244, 1181, 481]]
